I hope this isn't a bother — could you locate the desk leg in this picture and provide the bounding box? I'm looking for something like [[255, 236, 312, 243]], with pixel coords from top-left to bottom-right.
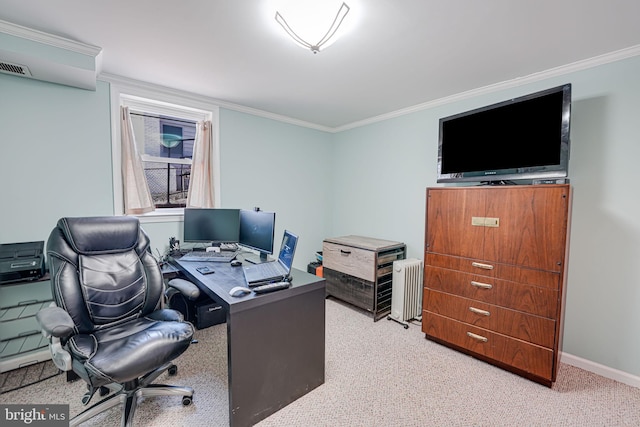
[[227, 288, 325, 427]]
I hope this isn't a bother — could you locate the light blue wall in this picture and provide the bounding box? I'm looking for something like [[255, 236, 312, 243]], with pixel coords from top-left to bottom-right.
[[0, 74, 113, 242], [217, 109, 333, 268], [2, 54, 640, 379], [332, 55, 640, 377], [0, 73, 333, 272]]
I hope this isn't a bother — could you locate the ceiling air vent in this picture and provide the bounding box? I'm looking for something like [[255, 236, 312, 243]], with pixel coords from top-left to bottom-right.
[[0, 61, 32, 77]]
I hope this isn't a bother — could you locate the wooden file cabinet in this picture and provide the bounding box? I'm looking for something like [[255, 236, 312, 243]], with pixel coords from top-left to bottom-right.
[[422, 185, 572, 386], [323, 235, 406, 320]]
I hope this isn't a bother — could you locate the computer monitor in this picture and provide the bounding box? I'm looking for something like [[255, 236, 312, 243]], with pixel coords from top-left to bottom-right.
[[183, 208, 240, 245], [238, 209, 276, 263]]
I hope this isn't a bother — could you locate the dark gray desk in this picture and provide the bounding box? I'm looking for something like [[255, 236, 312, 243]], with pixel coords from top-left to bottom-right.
[[171, 257, 326, 427]]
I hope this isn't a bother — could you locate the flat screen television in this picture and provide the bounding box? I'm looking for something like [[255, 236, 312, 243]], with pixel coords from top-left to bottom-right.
[[238, 209, 276, 263], [183, 208, 240, 244], [437, 83, 571, 184]]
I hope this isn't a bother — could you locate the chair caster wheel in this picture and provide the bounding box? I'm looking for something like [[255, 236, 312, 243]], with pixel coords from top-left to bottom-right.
[[182, 396, 193, 406], [99, 386, 110, 397], [168, 365, 178, 376], [82, 392, 91, 405]]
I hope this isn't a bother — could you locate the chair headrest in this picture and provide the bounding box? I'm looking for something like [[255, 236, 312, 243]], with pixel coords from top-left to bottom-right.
[[57, 216, 140, 255]]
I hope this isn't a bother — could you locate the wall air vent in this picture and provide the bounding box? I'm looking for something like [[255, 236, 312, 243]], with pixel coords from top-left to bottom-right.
[[0, 61, 32, 77], [1, 19, 102, 90]]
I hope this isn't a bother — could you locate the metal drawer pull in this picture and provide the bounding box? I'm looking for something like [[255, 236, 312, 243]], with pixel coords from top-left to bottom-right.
[[469, 307, 490, 316], [471, 262, 494, 270], [467, 332, 488, 342], [470, 281, 492, 289], [340, 249, 351, 255]]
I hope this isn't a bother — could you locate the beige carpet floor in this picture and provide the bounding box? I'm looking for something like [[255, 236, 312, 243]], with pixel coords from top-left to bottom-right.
[[2, 298, 639, 426]]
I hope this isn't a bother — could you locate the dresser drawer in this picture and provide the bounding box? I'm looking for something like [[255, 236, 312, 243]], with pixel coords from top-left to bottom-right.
[[424, 289, 555, 348], [425, 266, 558, 319], [426, 253, 560, 290], [324, 268, 374, 311], [323, 242, 375, 282], [423, 312, 554, 380]]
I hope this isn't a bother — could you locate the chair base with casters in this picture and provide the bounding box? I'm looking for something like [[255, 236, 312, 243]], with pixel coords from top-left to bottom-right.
[[69, 362, 193, 427]]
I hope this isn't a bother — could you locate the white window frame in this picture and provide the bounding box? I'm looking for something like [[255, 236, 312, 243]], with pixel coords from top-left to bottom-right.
[[108, 77, 220, 223]]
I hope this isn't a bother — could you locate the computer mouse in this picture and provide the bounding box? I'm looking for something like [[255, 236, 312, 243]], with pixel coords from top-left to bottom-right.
[[230, 260, 242, 267], [229, 286, 252, 297]]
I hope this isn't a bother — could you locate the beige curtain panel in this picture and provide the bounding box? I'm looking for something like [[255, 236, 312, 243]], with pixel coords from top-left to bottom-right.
[[120, 106, 154, 214], [187, 120, 215, 208]]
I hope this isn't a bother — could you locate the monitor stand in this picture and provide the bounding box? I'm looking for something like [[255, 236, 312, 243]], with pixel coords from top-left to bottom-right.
[[244, 252, 272, 264]]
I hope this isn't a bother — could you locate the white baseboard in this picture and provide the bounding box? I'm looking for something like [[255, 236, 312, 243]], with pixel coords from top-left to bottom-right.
[[561, 352, 640, 389]]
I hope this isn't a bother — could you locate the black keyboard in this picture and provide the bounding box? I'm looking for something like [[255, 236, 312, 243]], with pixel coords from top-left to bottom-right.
[[252, 281, 291, 294], [180, 251, 238, 262]]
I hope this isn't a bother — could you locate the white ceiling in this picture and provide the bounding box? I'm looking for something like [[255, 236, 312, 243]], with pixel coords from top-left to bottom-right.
[[2, 0, 640, 130]]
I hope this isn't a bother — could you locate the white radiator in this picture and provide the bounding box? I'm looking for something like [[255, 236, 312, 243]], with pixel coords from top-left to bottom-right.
[[389, 258, 423, 327]]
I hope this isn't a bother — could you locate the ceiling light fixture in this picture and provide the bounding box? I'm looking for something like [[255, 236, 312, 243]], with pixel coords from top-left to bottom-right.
[[275, 2, 350, 54]]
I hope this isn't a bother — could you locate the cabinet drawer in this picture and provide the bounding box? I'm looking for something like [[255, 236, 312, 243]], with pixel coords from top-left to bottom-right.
[[324, 268, 374, 311], [424, 289, 555, 348], [426, 253, 560, 290], [323, 242, 375, 282], [423, 312, 553, 381], [425, 266, 558, 319]]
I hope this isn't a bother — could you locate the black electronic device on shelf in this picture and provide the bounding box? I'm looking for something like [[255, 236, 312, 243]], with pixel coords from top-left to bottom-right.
[[0, 241, 46, 285]]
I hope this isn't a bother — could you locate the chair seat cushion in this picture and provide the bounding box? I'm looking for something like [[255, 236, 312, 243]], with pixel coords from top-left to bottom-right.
[[69, 313, 194, 384]]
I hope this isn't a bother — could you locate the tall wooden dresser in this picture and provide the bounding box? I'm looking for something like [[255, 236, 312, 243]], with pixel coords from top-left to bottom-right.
[[422, 185, 572, 386]]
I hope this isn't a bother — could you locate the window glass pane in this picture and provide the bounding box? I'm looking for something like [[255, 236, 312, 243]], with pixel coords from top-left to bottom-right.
[[143, 161, 191, 208], [129, 112, 196, 160], [129, 112, 196, 208]]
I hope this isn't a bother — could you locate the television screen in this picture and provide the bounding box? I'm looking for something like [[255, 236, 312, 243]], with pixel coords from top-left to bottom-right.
[[183, 208, 240, 243], [437, 84, 571, 183]]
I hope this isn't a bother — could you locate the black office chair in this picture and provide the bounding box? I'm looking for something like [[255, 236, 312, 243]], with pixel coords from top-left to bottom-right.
[[36, 216, 196, 426]]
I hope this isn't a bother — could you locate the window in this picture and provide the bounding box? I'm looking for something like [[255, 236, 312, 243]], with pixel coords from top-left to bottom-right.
[[129, 112, 196, 207], [109, 79, 220, 221]]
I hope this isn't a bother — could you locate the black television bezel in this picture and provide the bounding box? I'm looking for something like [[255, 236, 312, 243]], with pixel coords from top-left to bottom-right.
[[436, 83, 572, 184]]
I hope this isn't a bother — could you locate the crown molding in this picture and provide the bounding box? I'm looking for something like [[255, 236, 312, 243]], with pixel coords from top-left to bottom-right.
[[100, 73, 333, 133], [100, 43, 640, 134], [0, 19, 102, 58], [334, 44, 640, 133]]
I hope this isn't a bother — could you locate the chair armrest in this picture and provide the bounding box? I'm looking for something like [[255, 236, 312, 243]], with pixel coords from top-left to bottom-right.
[[35, 306, 74, 372], [167, 278, 200, 301], [147, 308, 185, 322], [36, 306, 75, 340]]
